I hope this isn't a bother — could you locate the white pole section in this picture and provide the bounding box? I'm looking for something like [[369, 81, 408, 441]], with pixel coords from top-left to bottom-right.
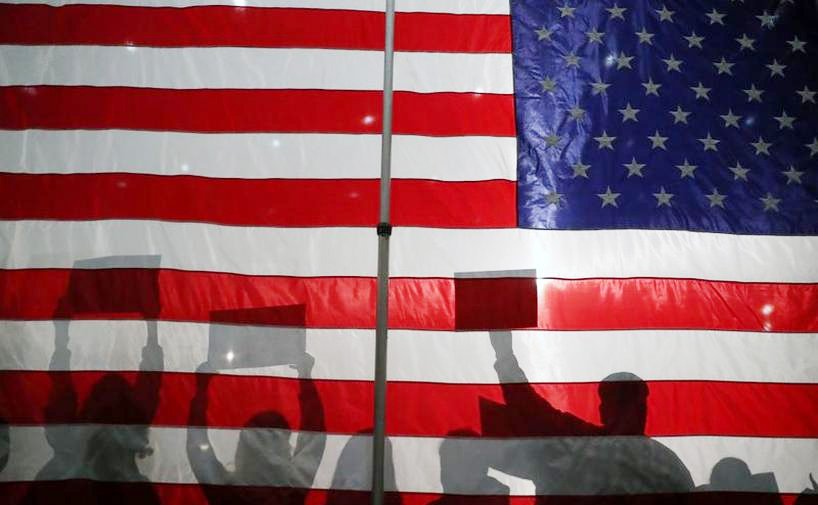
[[371, 0, 396, 504]]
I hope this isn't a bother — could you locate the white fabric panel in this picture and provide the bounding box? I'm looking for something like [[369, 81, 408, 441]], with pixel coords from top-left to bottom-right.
[[0, 131, 517, 181], [3, 220, 818, 282], [0, 0, 511, 14], [0, 46, 512, 93], [2, 426, 817, 494], [397, 52, 512, 93], [2, 321, 818, 384]]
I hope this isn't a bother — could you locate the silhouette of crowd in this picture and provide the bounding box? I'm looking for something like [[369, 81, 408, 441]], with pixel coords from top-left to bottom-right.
[[3, 259, 816, 505]]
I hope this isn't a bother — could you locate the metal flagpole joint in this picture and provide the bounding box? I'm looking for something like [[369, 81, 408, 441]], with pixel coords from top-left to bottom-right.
[[372, 0, 396, 504]]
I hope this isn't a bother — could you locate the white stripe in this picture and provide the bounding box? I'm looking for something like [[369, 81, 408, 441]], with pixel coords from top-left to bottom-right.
[[0, 131, 516, 181], [3, 221, 817, 282], [0, 0, 511, 14], [2, 426, 816, 494], [0, 46, 512, 93], [2, 321, 817, 384]]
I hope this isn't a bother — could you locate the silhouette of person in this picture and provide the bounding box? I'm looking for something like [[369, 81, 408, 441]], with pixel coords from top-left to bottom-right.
[[325, 429, 402, 505], [24, 318, 163, 504], [698, 457, 783, 504], [429, 429, 509, 505], [488, 331, 693, 501], [795, 474, 818, 505], [187, 353, 325, 505]]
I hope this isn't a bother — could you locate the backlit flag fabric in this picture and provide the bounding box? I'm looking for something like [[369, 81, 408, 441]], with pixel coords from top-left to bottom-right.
[[0, 1, 817, 504]]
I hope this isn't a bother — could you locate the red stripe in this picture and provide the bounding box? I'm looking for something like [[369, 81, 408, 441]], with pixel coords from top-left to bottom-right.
[[0, 481, 809, 505], [0, 4, 511, 53], [0, 174, 517, 228], [2, 371, 817, 437], [1, 270, 816, 332], [0, 86, 515, 136]]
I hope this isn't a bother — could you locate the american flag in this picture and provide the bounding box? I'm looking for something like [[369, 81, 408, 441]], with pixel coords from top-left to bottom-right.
[[0, 0, 817, 504]]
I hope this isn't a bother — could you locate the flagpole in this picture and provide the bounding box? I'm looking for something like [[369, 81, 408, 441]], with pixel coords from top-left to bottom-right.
[[372, 0, 396, 503]]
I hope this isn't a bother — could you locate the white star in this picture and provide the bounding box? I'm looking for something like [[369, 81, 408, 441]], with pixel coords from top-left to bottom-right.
[[586, 28, 604, 44], [787, 36, 807, 53], [684, 32, 705, 49], [544, 132, 561, 147], [540, 76, 557, 93], [607, 4, 627, 20], [618, 103, 640, 122], [636, 27, 654, 45], [642, 77, 662, 96], [720, 109, 741, 128], [691, 82, 711, 100], [648, 130, 669, 150], [597, 186, 621, 208], [594, 131, 616, 149], [751, 137, 771, 156], [728, 161, 750, 181], [624, 158, 646, 177], [670, 105, 691, 124], [615, 51, 634, 70], [743, 84, 764, 103], [662, 54, 683, 72], [571, 160, 590, 178], [699, 132, 720, 152], [653, 187, 674, 207], [676, 159, 697, 178], [706, 9, 726, 25], [757, 11, 777, 29], [807, 138, 818, 157], [557, 4, 576, 17], [544, 190, 564, 207], [656, 5, 675, 22], [774, 110, 796, 130], [713, 57, 734, 76], [782, 165, 805, 185], [590, 80, 611, 95], [564, 52, 580, 68], [760, 193, 781, 212], [766, 59, 786, 78], [536, 26, 554, 41], [736, 34, 756, 51], [797, 86, 816, 104], [705, 188, 727, 208], [567, 104, 586, 121], [545, 191, 564, 206]]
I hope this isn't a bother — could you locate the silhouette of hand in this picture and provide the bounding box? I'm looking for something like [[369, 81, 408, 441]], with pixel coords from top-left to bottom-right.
[[489, 331, 514, 360], [291, 353, 315, 378], [195, 362, 217, 387]]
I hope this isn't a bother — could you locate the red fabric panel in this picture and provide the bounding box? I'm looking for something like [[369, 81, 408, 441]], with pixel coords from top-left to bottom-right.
[[1, 270, 817, 332], [0, 87, 514, 136], [395, 12, 512, 53], [0, 174, 517, 228], [2, 371, 817, 437], [0, 4, 511, 53]]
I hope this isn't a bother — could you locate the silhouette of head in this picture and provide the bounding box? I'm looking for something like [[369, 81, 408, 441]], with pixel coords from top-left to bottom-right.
[[82, 374, 152, 457], [598, 372, 648, 435], [709, 457, 753, 490], [235, 411, 291, 482]]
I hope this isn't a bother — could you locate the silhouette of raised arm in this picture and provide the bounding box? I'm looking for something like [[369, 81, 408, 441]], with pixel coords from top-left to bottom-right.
[[35, 314, 80, 480], [489, 331, 598, 436], [134, 320, 163, 423], [289, 353, 326, 488], [187, 363, 229, 485]]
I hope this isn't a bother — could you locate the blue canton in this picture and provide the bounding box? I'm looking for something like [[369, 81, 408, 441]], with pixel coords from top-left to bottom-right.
[[513, 0, 818, 234]]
